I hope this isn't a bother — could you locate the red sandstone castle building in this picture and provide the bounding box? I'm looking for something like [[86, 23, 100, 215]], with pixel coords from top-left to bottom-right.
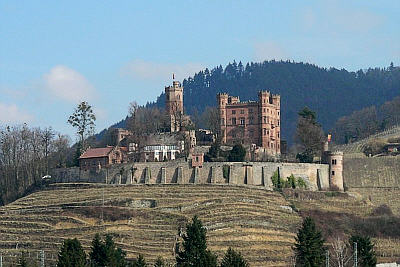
[[217, 91, 281, 155]]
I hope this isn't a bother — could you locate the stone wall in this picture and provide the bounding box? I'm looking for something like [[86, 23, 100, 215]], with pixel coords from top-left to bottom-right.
[[344, 156, 400, 188], [51, 161, 330, 191]]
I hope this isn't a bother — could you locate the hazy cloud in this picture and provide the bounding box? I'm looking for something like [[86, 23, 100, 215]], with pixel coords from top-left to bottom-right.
[[253, 41, 288, 62], [43, 65, 95, 103], [0, 103, 33, 124], [299, 1, 382, 33], [121, 59, 204, 81]]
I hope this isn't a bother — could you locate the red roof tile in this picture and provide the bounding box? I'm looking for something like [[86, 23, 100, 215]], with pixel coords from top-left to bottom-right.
[[79, 147, 114, 159]]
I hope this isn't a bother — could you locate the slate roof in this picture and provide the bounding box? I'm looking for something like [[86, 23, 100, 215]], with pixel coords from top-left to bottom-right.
[[79, 147, 114, 159]]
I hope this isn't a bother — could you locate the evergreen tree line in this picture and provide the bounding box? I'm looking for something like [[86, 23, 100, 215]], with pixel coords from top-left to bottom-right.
[[148, 60, 400, 144], [15, 215, 377, 267], [52, 216, 249, 267]]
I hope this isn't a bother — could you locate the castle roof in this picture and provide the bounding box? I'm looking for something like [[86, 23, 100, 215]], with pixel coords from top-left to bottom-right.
[[79, 147, 114, 159]]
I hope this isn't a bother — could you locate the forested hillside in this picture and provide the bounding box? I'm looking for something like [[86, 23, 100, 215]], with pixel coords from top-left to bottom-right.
[[149, 61, 400, 143]]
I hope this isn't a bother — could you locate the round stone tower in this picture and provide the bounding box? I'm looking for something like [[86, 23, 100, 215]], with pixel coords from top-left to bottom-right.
[[327, 151, 344, 191]]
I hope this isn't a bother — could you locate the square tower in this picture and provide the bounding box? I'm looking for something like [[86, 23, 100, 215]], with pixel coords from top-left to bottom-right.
[[165, 80, 184, 132]]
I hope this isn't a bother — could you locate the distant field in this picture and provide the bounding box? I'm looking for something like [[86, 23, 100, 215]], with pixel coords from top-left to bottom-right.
[[0, 184, 301, 266]]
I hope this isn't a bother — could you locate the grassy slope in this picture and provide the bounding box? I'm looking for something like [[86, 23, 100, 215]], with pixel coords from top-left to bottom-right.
[[0, 184, 301, 266]]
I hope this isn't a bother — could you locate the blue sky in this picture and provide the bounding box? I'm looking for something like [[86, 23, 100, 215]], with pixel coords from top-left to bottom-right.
[[1, 0, 399, 140]]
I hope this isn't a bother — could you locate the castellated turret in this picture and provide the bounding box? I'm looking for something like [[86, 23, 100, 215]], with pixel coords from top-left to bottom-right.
[[322, 141, 344, 191], [165, 81, 183, 116]]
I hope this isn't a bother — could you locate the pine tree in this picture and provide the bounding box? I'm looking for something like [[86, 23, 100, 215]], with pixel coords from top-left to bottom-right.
[[57, 238, 87, 267], [176, 216, 217, 267], [154, 257, 166, 267], [90, 233, 106, 266], [220, 247, 249, 267], [130, 254, 147, 267], [293, 217, 326, 267], [349, 235, 377, 267], [89, 234, 127, 267]]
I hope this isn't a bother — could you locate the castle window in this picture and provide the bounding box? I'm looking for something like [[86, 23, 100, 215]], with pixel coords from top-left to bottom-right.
[[277, 132, 280, 138], [221, 110, 224, 115], [332, 171, 335, 176], [240, 117, 245, 125], [263, 116, 267, 123], [232, 110, 236, 115], [249, 117, 254, 124], [221, 118, 225, 125], [240, 109, 244, 114], [263, 128, 267, 135], [263, 99, 266, 103], [231, 118, 236, 125], [332, 159, 337, 165], [249, 108, 253, 113], [263, 108, 266, 112], [277, 120, 280, 126], [278, 111, 280, 115]]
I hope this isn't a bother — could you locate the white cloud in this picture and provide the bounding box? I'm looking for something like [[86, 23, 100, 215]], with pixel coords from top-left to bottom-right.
[[0, 103, 33, 124], [253, 41, 288, 62], [121, 59, 204, 81], [43, 65, 95, 103]]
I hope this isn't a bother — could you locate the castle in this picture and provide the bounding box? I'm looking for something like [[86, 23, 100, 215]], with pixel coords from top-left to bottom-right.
[[217, 91, 281, 155], [72, 79, 344, 191]]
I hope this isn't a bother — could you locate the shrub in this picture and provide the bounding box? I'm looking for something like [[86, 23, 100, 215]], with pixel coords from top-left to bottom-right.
[[297, 178, 307, 189], [362, 139, 386, 156], [370, 204, 393, 216]]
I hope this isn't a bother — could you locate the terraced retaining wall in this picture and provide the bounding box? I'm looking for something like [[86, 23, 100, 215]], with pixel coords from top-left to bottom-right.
[[51, 161, 330, 190], [344, 156, 400, 188]]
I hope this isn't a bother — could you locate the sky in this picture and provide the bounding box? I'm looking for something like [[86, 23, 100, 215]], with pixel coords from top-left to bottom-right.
[[1, 0, 399, 140]]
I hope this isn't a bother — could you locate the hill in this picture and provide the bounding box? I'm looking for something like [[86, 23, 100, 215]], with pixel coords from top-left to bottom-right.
[[149, 61, 400, 143], [0, 184, 301, 266]]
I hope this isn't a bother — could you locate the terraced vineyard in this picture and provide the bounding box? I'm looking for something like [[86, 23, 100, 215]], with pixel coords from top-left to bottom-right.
[[0, 184, 301, 266]]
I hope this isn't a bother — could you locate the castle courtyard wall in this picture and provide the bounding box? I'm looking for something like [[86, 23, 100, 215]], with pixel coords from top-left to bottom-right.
[[51, 161, 330, 191]]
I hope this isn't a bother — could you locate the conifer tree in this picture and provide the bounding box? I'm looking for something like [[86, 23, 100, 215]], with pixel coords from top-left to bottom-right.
[[89, 233, 127, 267], [176, 216, 217, 267], [57, 238, 87, 267], [220, 247, 249, 267], [130, 254, 147, 267], [154, 257, 166, 267], [349, 235, 377, 267], [293, 217, 326, 267]]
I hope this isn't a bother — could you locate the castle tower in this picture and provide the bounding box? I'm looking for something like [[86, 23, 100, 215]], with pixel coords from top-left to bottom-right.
[[258, 91, 270, 149], [165, 80, 183, 116], [165, 80, 183, 132], [217, 93, 229, 143], [327, 151, 344, 191]]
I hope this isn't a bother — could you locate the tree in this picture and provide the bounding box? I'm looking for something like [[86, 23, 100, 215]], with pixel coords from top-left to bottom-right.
[[176, 216, 217, 267], [89, 233, 106, 266], [57, 238, 87, 267], [154, 257, 166, 267], [130, 254, 147, 267], [89, 233, 127, 267], [228, 144, 246, 162], [220, 247, 249, 267], [293, 217, 326, 267], [104, 234, 127, 267], [201, 107, 220, 135], [349, 235, 377, 267], [68, 101, 96, 151], [295, 107, 325, 162]]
